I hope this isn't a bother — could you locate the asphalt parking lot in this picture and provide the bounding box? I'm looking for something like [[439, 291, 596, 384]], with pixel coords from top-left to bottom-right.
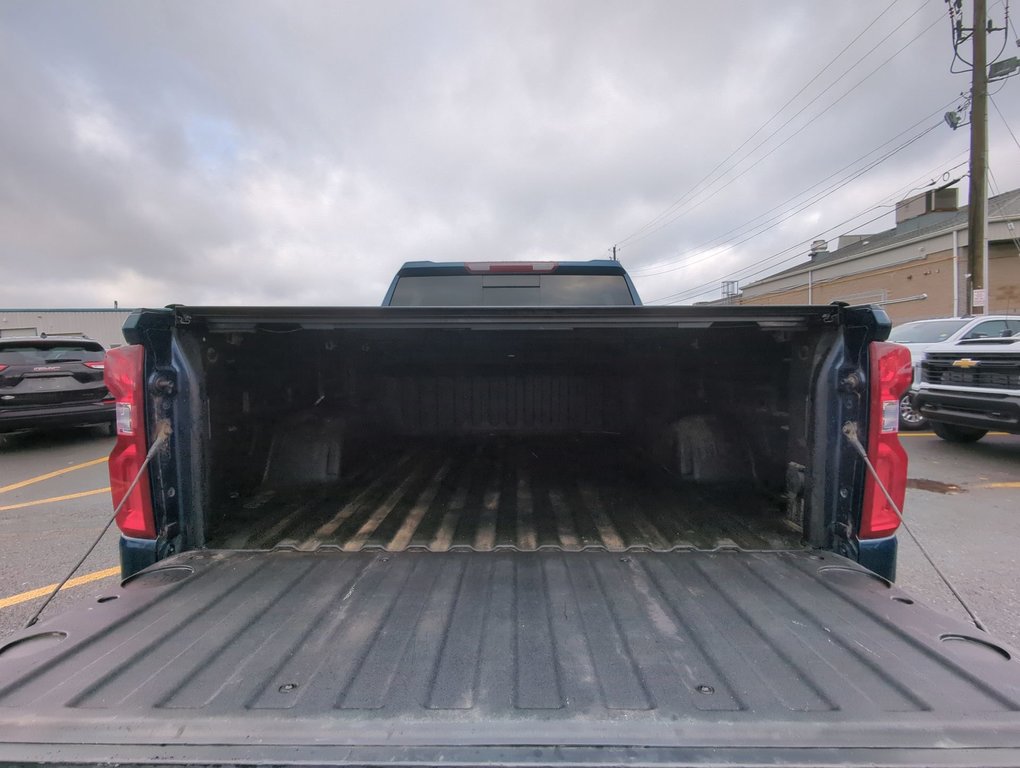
[[1, 427, 1019, 646], [0, 428, 120, 641]]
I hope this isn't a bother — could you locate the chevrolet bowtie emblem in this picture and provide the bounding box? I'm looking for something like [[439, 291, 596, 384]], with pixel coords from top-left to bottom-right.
[[952, 358, 979, 369]]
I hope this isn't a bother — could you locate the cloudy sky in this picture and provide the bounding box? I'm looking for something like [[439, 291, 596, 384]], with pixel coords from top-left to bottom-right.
[[1, 0, 1018, 307]]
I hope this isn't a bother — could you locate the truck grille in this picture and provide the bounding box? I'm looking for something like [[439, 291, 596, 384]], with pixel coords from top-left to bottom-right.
[[922, 354, 1020, 390]]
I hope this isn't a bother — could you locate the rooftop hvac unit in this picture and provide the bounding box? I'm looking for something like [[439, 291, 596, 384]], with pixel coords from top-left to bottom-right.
[[930, 188, 958, 212], [896, 188, 959, 224]]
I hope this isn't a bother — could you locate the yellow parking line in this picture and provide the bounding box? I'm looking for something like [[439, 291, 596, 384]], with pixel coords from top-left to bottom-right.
[[975, 481, 1020, 489], [0, 567, 120, 610], [0, 456, 109, 495], [0, 488, 111, 512]]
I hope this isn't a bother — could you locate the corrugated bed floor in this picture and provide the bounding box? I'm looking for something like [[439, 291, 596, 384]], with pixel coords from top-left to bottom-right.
[[210, 437, 801, 551], [2, 549, 1018, 752]]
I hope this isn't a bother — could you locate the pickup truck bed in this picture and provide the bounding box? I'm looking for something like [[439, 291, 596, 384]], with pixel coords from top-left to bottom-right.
[[177, 305, 838, 562], [2, 549, 1019, 766], [209, 436, 801, 551]]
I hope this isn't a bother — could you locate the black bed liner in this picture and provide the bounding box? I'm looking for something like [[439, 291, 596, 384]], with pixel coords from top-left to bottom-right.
[[210, 438, 801, 551], [1, 549, 1018, 766]]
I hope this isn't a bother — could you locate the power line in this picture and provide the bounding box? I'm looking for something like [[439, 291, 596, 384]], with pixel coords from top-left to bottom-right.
[[613, 0, 910, 249], [988, 166, 1020, 255], [631, 122, 941, 282], [615, 0, 918, 249], [647, 250, 811, 304], [629, 104, 955, 274], [948, 0, 976, 71], [991, 0, 1013, 61], [629, 99, 961, 277], [989, 76, 1012, 95], [642, 151, 975, 305], [648, 255, 810, 305], [949, 0, 1014, 71], [881, 154, 971, 201], [645, 199, 927, 305], [644, 206, 896, 305], [615, 2, 945, 251], [990, 94, 1020, 151]]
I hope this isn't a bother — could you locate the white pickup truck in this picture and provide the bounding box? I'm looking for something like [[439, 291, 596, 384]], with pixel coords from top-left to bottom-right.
[[890, 315, 1020, 430], [914, 318, 1020, 441]]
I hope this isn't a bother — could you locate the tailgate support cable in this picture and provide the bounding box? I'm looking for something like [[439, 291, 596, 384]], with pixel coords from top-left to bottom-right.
[[24, 423, 173, 629], [842, 422, 987, 632]]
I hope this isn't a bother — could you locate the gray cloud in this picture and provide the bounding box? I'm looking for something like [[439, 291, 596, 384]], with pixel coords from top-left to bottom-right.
[[1, 0, 1017, 307]]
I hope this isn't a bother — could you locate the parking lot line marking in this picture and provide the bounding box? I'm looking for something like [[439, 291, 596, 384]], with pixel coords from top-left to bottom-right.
[[0, 456, 109, 496], [0, 566, 120, 611], [898, 431, 1011, 438], [0, 487, 111, 512], [975, 481, 1020, 489]]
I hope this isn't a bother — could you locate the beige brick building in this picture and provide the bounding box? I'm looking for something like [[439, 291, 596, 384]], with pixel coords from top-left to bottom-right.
[[736, 187, 1020, 324]]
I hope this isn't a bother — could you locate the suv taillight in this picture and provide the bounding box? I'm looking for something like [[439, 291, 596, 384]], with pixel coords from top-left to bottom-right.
[[83, 361, 105, 370], [104, 345, 156, 539], [859, 342, 913, 539]]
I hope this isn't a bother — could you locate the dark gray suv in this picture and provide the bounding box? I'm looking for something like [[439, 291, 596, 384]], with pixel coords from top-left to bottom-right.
[[0, 336, 115, 436]]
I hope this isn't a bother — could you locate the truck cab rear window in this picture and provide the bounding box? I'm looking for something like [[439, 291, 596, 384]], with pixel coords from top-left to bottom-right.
[[388, 274, 636, 306]]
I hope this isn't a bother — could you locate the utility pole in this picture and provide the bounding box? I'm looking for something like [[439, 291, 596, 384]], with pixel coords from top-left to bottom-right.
[[611, 245, 617, 261], [966, 0, 989, 315]]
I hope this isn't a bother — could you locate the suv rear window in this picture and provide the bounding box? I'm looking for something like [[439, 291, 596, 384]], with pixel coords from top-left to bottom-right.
[[0, 341, 105, 366], [389, 274, 636, 306]]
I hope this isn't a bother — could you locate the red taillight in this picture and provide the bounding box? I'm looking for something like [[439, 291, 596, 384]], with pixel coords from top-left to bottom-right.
[[0, 364, 7, 373], [859, 341, 913, 539], [83, 361, 105, 370], [104, 345, 156, 539]]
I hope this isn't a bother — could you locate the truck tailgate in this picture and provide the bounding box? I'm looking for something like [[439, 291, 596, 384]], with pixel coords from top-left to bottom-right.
[[1, 549, 1019, 766]]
